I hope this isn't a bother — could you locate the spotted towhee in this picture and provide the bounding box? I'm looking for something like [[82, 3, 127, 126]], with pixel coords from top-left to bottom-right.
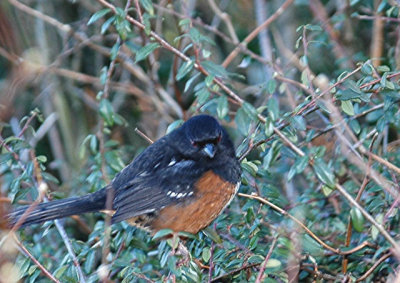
[[8, 115, 241, 234]]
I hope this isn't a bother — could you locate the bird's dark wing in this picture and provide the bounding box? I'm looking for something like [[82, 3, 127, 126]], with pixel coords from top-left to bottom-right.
[[111, 157, 207, 224]]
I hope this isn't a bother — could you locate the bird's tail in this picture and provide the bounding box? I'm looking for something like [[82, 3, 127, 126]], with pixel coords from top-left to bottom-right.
[[6, 188, 108, 229]]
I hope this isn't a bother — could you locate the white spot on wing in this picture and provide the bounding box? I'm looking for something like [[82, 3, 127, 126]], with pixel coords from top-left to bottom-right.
[[168, 158, 176, 167], [138, 171, 150, 177]]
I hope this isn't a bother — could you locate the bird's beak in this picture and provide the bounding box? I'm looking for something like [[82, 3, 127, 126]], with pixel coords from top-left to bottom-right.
[[203, 144, 216, 158]]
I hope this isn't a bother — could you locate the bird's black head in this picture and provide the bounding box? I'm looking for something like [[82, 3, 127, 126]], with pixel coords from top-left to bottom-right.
[[175, 115, 227, 160]]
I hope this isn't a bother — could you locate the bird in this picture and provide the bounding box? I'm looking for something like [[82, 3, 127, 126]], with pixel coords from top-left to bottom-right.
[[7, 114, 242, 234]]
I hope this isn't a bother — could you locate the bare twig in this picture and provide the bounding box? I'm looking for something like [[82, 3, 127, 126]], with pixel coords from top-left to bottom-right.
[[12, 234, 61, 283], [222, 0, 294, 68], [238, 193, 373, 255], [208, 0, 239, 44], [210, 263, 260, 282], [255, 235, 279, 283], [135, 128, 154, 144], [355, 252, 392, 282]]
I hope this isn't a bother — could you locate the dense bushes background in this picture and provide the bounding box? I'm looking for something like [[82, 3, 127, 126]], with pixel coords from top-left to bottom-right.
[[1, 0, 400, 282]]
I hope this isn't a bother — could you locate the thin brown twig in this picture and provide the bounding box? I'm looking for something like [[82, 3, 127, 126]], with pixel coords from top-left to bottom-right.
[[238, 193, 372, 255], [255, 235, 279, 283], [208, 0, 239, 44], [309, 0, 354, 69], [355, 14, 400, 23], [336, 183, 399, 251], [12, 234, 61, 283], [210, 263, 260, 282], [152, 3, 270, 65], [360, 70, 400, 89], [222, 0, 294, 68], [355, 252, 392, 282], [342, 133, 376, 273], [134, 128, 154, 144], [207, 241, 215, 283]]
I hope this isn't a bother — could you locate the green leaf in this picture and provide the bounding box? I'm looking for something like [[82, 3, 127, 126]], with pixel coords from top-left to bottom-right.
[[166, 119, 184, 134], [235, 108, 251, 136], [217, 95, 228, 119], [361, 62, 374, 75], [105, 151, 125, 172], [241, 159, 258, 176], [88, 9, 111, 25], [336, 82, 370, 102], [99, 98, 114, 126], [110, 42, 120, 60], [371, 213, 383, 240], [135, 43, 160, 63], [195, 88, 210, 105], [0, 153, 13, 164], [266, 79, 277, 94], [380, 73, 395, 90], [36, 155, 47, 163], [265, 258, 282, 269], [176, 60, 194, 81], [140, 0, 154, 15], [263, 140, 281, 170], [205, 75, 214, 87], [242, 102, 259, 120], [202, 227, 222, 243], [142, 13, 152, 35], [288, 155, 309, 180], [53, 265, 68, 278], [152, 229, 173, 240], [179, 18, 191, 27], [202, 247, 211, 262], [248, 255, 264, 264], [184, 73, 201, 92], [177, 231, 197, 239], [316, 100, 331, 113], [101, 16, 115, 34], [99, 67, 108, 85], [265, 118, 274, 137], [189, 27, 201, 45], [267, 98, 279, 121], [349, 119, 360, 134], [84, 251, 96, 274], [377, 65, 390, 72], [42, 172, 60, 184], [341, 100, 354, 116], [350, 207, 364, 232], [304, 24, 322, 31], [201, 61, 228, 78], [313, 158, 335, 188], [292, 115, 306, 131], [322, 185, 333, 196]]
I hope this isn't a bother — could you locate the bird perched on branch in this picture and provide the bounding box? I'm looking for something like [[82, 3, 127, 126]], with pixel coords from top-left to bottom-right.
[[7, 115, 241, 234]]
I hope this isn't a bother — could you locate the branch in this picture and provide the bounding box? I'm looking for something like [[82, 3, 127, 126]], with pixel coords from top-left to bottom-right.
[[255, 235, 279, 283], [238, 193, 373, 255], [222, 0, 294, 67], [12, 234, 61, 283]]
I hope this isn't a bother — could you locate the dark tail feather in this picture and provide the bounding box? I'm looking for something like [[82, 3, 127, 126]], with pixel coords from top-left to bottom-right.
[[7, 188, 107, 229]]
